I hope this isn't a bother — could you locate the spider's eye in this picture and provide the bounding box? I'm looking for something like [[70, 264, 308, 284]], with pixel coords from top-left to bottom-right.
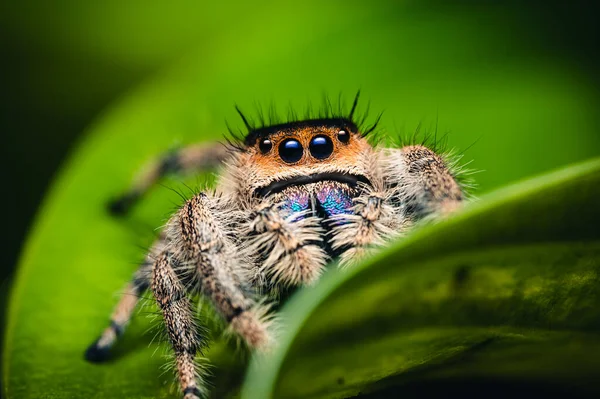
[[309, 135, 334, 160], [337, 129, 350, 144], [259, 138, 272, 154], [279, 139, 303, 163]]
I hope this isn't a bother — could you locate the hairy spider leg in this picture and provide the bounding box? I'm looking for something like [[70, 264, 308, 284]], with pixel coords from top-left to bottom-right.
[[154, 193, 269, 399], [85, 237, 166, 362], [108, 142, 230, 216], [386, 145, 464, 218], [331, 145, 464, 266]]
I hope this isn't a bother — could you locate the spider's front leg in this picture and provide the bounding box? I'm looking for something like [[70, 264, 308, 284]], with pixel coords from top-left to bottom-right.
[[152, 193, 270, 398], [331, 145, 464, 266], [89, 193, 270, 398], [168, 193, 271, 349]]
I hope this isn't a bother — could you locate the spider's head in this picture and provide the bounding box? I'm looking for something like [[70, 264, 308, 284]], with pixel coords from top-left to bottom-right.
[[235, 118, 376, 198]]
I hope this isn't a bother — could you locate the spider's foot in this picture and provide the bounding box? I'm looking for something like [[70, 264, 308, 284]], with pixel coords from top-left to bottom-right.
[[231, 308, 272, 351], [106, 193, 138, 216], [84, 338, 112, 363], [183, 387, 202, 399]]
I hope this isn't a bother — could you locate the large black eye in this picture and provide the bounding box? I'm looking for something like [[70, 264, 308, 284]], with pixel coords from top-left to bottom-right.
[[279, 139, 303, 163], [259, 138, 272, 154], [309, 135, 334, 160], [337, 129, 350, 144]]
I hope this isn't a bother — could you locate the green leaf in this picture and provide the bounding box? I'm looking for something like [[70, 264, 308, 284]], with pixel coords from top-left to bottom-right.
[[242, 158, 600, 398], [4, 3, 600, 399]]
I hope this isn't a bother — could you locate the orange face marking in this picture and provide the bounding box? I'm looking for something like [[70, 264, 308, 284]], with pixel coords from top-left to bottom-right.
[[232, 119, 378, 197], [247, 125, 371, 174]]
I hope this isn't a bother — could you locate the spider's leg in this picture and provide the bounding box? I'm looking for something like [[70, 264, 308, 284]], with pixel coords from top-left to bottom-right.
[[385, 145, 464, 218], [331, 145, 465, 267], [151, 192, 270, 398], [244, 203, 328, 288], [108, 142, 230, 216], [152, 252, 205, 399], [84, 237, 166, 362], [170, 193, 270, 349]]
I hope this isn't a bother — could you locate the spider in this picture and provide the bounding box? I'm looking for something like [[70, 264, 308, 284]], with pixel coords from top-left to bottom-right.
[[84, 94, 466, 398]]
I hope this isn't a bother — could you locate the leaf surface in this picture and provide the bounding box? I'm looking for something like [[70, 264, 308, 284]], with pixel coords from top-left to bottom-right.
[[243, 159, 600, 398]]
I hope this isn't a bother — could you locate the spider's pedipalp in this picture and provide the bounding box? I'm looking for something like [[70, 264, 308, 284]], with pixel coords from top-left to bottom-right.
[[244, 204, 329, 288], [331, 189, 406, 267]]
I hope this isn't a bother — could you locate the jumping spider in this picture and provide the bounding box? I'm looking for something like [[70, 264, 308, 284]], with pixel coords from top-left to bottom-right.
[[85, 95, 466, 398]]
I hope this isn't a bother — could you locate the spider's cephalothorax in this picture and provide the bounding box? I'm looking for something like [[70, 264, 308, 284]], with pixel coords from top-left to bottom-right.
[[85, 97, 467, 399]]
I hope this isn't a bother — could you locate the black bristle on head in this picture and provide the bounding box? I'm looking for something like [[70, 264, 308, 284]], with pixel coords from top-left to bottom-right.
[[363, 111, 383, 136], [235, 105, 253, 131], [287, 101, 298, 121], [223, 119, 247, 152], [227, 91, 382, 147], [348, 90, 360, 120], [255, 102, 266, 126], [243, 118, 359, 146]]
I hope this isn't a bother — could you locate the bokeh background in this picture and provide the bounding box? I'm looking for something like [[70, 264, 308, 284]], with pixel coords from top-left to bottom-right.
[[1, 1, 599, 395]]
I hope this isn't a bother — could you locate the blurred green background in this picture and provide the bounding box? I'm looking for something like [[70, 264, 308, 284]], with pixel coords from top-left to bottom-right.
[[1, 0, 599, 395]]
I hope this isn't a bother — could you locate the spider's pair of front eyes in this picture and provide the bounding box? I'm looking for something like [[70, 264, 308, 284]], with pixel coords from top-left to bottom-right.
[[259, 130, 350, 163]]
